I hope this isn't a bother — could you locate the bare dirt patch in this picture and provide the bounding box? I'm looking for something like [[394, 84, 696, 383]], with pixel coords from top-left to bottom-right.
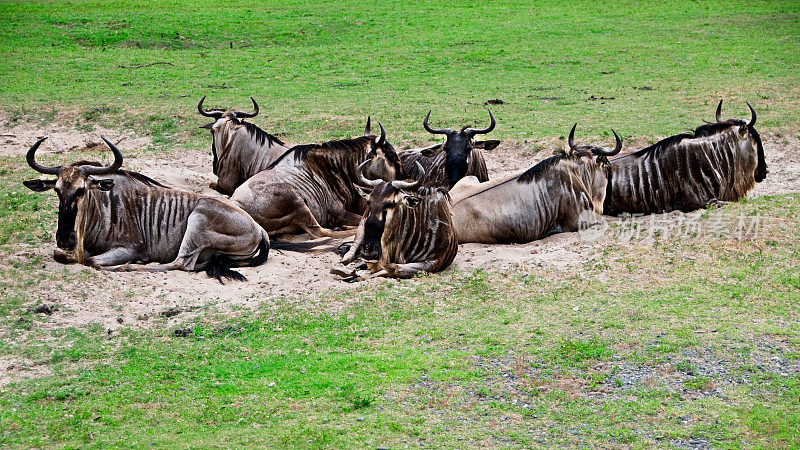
[[0, 355, 52, 387], [0, 117, 152, 158], [3, 126, 798, 336]]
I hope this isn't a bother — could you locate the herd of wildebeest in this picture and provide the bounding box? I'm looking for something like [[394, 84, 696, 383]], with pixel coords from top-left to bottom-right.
[[21, 98, 767, 282]]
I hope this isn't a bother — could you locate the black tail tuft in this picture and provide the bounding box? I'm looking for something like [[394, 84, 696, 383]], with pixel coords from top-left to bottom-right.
[[249, 236, 270, 267], [204, 253, 247, 284], [202, 237, 269, 283], [270, 237, 334, 253]]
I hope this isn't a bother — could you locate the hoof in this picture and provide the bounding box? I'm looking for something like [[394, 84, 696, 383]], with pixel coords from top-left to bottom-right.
[[330, 264, 356, 278], [53, 248, 77, 264]]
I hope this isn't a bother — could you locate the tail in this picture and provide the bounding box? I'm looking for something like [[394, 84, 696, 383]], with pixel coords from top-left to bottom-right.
[[204, 236, 270, 283], [270, 237, 338, 253], [204, 253, 247, 283], [248, 235, 270, 267]]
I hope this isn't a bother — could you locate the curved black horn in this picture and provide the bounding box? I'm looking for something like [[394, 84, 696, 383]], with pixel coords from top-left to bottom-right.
[[356, 159, 382, 188], [715, 99, 724, 123], [375, 121, 386, 146], [423, 110, 451, 135], [26, 137, 62, 175], [391, 162, 425, 191], [80, 137, 123, 176], [746, 102, 756, 127], [595, 129, 622, 156], [364, 116, 371, 136], [568, 123, 577, 151], [198, 96, 224, 119], [465, 109, 496, 136], [234, 97, 259, 119]]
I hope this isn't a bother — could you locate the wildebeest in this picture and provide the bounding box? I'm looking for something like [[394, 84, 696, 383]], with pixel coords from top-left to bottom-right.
[[337, 161, 458, 279], [604, 101, 767, 215], [198, 96, 290, 195], [399, 110, 500, 188], [449, 125, 621, 244], [23, 137, 269, 281], [230, 122, 407, 238]]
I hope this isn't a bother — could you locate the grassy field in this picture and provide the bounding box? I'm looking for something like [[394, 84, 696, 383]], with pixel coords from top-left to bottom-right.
[[1, 0, 800, 447], [1, 0, 800, 144], [0, 190, 798, 447]]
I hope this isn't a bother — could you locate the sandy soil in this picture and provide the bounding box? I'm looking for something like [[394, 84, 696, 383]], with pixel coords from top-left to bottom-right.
[[2, 124, 798, 337]]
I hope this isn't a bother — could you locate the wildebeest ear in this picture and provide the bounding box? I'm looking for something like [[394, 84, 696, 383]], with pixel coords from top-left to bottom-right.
[[354, 184, 372, 199], [23, 179, 56, 192], [404, 195, 422, 207], [91, 178, 115, 191], [200, 122, 215, 130], [474, 140, 501, 150]]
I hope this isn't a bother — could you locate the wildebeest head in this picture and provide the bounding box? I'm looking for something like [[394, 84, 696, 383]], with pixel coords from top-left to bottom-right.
[[708, 100, 767, 182], [566, 123, 622, 206], [22, 137, 122, 252], [422, 110, 500, 188], [566, 123, 622, 163], [198, 96, 263, 176], [361, 117, 407, 182], [352, 160, 426, 262]]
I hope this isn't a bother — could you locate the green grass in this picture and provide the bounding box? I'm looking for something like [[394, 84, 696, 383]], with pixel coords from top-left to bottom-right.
[[0, 194, 798, 446], [1, 0, 799, 146], [1, 0, 799, 447]]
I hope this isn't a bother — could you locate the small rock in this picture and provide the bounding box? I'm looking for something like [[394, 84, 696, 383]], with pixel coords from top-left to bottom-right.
[[268, 381, 276, 387], [357, 416, 365, 422]]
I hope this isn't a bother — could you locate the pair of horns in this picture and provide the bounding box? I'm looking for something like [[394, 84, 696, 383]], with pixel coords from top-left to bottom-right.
[[198, 96, 259, 119], [715, 100, 756, 127], [27, 137, 123, 176], [423, 110, 495, 136], [363, 116, 386, 146], [568, 123, 622, 157], [357, 160, 425, 190]]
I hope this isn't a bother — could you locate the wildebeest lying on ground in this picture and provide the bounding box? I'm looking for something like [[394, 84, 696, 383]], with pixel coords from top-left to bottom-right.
[[198, 96, 290, 195], [230, 122, 407, 238], [334, 161, 457, 280], [23, 137, 270, 282], [449, 124, 621, 244], [604, 100, 767, 215], [399, 110, 500, 188]]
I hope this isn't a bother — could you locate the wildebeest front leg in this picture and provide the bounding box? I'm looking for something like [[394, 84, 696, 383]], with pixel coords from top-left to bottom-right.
[[86, 247, 140, 268], [363, 261, 438, 280], [341, 224, 366, 264]]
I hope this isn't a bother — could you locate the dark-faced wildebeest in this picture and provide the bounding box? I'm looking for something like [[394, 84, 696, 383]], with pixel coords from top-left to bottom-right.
[[230, 122, 407, 238], [604, 101, 767, 215], [337, 161, 458, 280], [23, 137, 269, 282], [198, 96, 290, 195], [399, 110, 500, 188], [449, 124, 621, 244]]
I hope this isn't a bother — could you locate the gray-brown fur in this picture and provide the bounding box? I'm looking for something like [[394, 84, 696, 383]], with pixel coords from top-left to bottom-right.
[[198, 96, 289, 195], [341, 171, 457, 279], [399, 142, 490, 187], [23, 137, 269, 282], [230, 125, 406, 238], [402, 110, 500, 188], [450, 126, 620, 244], [604, 101, 767, 215]]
